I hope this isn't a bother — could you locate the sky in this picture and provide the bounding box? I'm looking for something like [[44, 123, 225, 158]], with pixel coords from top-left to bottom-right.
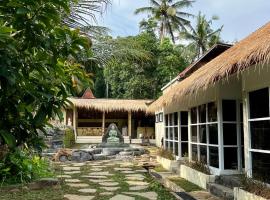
[[98, 0, 270, 43]]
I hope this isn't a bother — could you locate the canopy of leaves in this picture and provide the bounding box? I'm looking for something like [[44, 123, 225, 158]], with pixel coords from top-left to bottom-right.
[[0, 0, 92, 148]]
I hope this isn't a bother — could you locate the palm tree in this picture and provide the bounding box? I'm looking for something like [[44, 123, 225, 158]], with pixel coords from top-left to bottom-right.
[[63, 0, 110, 37], [135, 0, 194, 43], [182, 12, 223, 59]]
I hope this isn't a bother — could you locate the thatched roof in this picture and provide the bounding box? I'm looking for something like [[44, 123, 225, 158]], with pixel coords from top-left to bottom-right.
[[68, 98, 153, 113], [148, 22, 270, 112]]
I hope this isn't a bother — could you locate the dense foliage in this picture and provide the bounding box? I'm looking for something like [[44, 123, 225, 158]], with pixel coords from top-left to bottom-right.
[[100, 33, 188, 99], [0, 0, 92, 148]]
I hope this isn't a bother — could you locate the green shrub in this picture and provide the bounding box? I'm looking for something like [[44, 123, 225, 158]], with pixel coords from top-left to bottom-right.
[[63, 128, 75, 148], [0, 149, 53, 185], [185, 159, 211, 175], [169, 177, 202, 192], [157, 148, 175, 160]]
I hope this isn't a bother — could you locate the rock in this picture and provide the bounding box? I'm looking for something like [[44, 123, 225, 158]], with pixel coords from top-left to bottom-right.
[[109, 194, 135, 200], [10, 188, 20, 192], [93, 154, 106, 160], [28, 178, 59, 190], [100, 187, 120, 191], [59, 155, 69, 162], [78, 188, 97, 193], [64, 194, 94, 200], [119, 151, 133, 156], [72, 150, 93, 162]]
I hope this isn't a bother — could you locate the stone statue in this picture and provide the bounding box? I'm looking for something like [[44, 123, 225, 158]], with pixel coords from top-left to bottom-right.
[[102, 123, 124, 144]]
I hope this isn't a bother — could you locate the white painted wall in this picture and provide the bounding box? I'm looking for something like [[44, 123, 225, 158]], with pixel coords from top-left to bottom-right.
[[155, 109, 165, 147]]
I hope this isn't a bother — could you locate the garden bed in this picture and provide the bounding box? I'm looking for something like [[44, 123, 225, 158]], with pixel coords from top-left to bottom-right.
[[156, 155, 180, 172], [234, 187, 268, 200], [180, 165, 215, 189]]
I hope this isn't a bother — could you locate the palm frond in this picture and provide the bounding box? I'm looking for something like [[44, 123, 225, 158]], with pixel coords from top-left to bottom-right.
[[134, 7, 156, 15]]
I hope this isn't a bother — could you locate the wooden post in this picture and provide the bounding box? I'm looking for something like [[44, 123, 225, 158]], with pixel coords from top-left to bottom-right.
[[73, 106, 78, 140], [102, 111, 105, 135], [128, 111, 132, 137]]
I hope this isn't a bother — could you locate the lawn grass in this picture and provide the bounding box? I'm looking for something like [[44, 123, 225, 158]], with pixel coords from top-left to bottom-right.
[[169, 177, 202, 192], [154, 165, 168, 172]]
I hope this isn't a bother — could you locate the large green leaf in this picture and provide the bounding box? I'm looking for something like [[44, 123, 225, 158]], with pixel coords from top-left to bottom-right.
[[0, 130, 16, 148]]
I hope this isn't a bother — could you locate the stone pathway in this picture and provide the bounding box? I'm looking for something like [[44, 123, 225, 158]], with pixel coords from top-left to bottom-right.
[[57, 158, 160, 200]]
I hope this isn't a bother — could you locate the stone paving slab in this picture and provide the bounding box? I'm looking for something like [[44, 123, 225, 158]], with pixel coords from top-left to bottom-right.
[[122, 171, 136, 174], [89, 172, 113, 176], [65, 179, 81, 183], [99, 182, 119, 186], [78, 188, 97, 193], [114, 168, 132, 171], [81, 175, 107, 179], [100, 192, 114, 196], [57, 175, 72, 178], [129, 186, 148, 191], [126, 176, 144, 181], [126, 181, 149, 186], [109, 194, 135, 200], [123, 192, 158, 200], [63, 167, 81, 171], [72, 163, 86, 167], [64, 171, 81, 174], [64, 194, 94, 200], [100, 187, 120, 191], [89, 179, 113, 183], [89, 168, 103, 172], [66, 183, 89, 188]]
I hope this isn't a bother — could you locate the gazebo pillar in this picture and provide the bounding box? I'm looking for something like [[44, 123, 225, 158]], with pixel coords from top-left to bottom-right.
[[102, 111, 105, 135], [73, 106, 78, 140], [128, 111, 132, 137]]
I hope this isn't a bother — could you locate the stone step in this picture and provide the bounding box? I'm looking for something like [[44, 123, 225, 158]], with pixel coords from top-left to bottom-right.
[[215, 175, 242, 189], [208, 183, 234, 200]]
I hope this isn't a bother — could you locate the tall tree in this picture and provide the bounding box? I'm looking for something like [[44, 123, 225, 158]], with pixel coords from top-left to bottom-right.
[[135, 0, 194, 43], [182, 12, 223, 59]]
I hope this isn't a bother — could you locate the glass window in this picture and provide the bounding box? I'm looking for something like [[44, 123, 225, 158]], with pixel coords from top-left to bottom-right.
[[249, 88, 269, 119], [181, 143, 188, 157], [174, 127, 178, 140], [165, 141, 168, 149], [200, 145, 207, 163], [208, 102, 217, 122], [169, 142, 174, 153], [251, 120, 270, 150], [181, 127, 188, 141], [199, 104, 206, 123], [165, 128, 169, 139], [174, 112, 178, 125], [209, 147, 219, 168], [169, 114, 173, 126], [191, 126, 197, 142], [199, 125, 207, 143], [159, 113, 163, 122], [192, 145, 198, 161], [223, 123, 237, 145], [209, 124, 218, 144], [223, 100, 237, 121], [169, 127, 174, 140], [224, 147, 238, 169], [174, 142, 179, 156], [165, 114, 169, 126], [191, 107, 197, 124], [252, 152, 270, 183], [181, 111, 188, 125]]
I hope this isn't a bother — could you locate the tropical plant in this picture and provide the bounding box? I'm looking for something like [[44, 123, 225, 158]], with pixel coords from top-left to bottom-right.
[[182, 12, 223, 59], [0, 0, 92, 149], [63, 128, 75, 148], [63, 0, 110, 37], [135, 0, 194, 43]]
